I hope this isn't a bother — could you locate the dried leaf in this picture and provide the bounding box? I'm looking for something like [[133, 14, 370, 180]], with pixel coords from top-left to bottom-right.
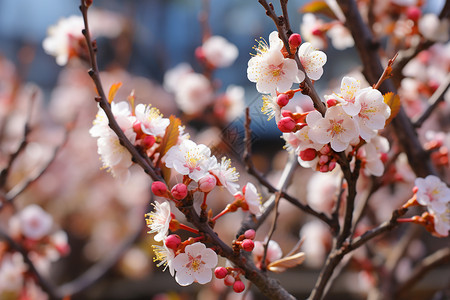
[[159, 115, 181, 159], [267, 252, 306, 273], [383, 92, 401, 126], [108, 82, 123, 104], [300, 1, 337, 19], [160, 164, 172, 183]]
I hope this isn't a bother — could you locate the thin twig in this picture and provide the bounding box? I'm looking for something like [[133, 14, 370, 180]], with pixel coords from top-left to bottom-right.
[[79, 1, 163, 183], [413, 73, 450, 128], [3, 121, 73, 205], [0, 90, 36, 188], [243, 108, 336, 229], [395, 247, 450, 297], [261, 191, 282, 270]]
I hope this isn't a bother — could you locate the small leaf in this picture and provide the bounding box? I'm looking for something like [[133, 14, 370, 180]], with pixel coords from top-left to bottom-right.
[[160, 164, 172, 183], [267, 252, 306, 273], [108, 82, 123, 104], [383, 92, 401, 126], [159, 115, 181, 159], [300, 1, 337, 20]]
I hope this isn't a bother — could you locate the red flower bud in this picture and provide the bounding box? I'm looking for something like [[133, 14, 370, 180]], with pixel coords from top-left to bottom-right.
[[277, 117, 296, 133], [241, 239, 254, 252], [277, 93, 290, 107], [214, 267, 228, 279], [224, 275, 235, 286], [165, 234, 181, 250], [151, 181, 168, 197], [406, 7, 421, 22], [288, 33, 302, 48], [142, 135, 155, 149], [233, 280, 245, 293], [171, 183, 188, 200], [299, 148, 317, 161], [326, 98, 339, 107]]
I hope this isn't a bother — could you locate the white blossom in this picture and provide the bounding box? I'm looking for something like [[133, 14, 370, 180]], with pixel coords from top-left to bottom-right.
[[419, 14, 449, 42], [261, 94, 282, 123], [152, 244, 175, 276], [145, 201, 172, 242], [208, 156, 240, 195], [359, 135, 390, 176], [307, 106, 359, 152], [253, 240, 283, 264], [300, 13, 326, 49], [14, 205, 53, 240], [327, 24, 354, 50], [165, 139, 215, 181], [172, 242, 218, 286], [174, 73, 214, 115], [135, 104, 170, 137], [163, 63, 193, 92], [415, 175, 450, 213], [243, 182, 262, 215], [248, 31, 304, 95], [0, 252, 27, 294], [354, 87, 391, 141], [202, 36, 238, 68], [326, 76, 361, 116], [429, 205, 450, 237], [298, 42, 327, 81]]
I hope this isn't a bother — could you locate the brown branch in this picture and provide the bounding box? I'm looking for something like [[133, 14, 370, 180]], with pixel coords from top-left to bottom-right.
[[181, 201, 296, 300], [261, 191, 282, 270], [308, 207, 408, 300], [243, 108, 336, 229], [413, 73, 450, 128], [3, 121, 73, 206], [336, 0, 438, 178], [0, 228, 60, 300], [79, 1, 163, 183], [0, 90, 36, 188], [395, 247, 450, 298]]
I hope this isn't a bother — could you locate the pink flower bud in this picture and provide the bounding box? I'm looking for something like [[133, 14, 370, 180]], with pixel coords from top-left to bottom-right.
[[299, 148, 317, 161], [288, 33, 302, 48], [277, 117, 296, 133], [320, 144, 331, 155], [241, 239, 254, 252], [214, 267, 228, 279], [152, 181, 168, 197], [380, 152, 388, 163], [165, 234, 181, 250], [319, 165, 329, 172], [195, 46, 205, 61], [328, 161, 337, 171], [244, 229, 256, 240], [233, 281, 245, 293], [406, 7, 421, 22], [319, 155, 329, 165], [142, 135, 155, 149], [224, 275, 235, 286], [412, 186, 419, 194], [276, 93, 290, 107], [326, 98, 339, 107], [171, 183, 188, 200], [312, 28, 322, 36], [198, 174, 217, 193]]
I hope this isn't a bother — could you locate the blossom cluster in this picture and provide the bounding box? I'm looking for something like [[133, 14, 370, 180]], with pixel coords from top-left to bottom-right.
[[0, 205, 69, 299], [407, 175, 450, 237]]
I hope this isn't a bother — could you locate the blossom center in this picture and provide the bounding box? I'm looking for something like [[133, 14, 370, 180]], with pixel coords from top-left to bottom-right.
[[328, 119, 344, 136], [186, 254, 204, 272]]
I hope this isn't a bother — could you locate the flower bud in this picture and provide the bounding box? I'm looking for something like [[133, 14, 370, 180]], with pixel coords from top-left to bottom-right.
[[224, 275, 235, 286], [299, 148, 317, 161], [288, 33, 302, 48], [320, 144, 331, 155], [241, 239, 254, 252], [281, 109, 294, 118], [326, 98, 339, 107], [171, 183, 188, 200], [406, 7, 421, 22], [198, 174, 217, 193], [142, 135, 155, 149], [195, 46, 205, 61], [328, 161, 337, 171], [214, 267, 228, 279], [233, 280, 245, 293], [152, 181, 169, 197], [319, 155, 329, 165], [244, 229, 256, 240], [277, 117, 296, 133], [165, 234, 181, 250], [276, 93, 290, 107], [133, 121, 144, 139], [319, 164, 329, 172]]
